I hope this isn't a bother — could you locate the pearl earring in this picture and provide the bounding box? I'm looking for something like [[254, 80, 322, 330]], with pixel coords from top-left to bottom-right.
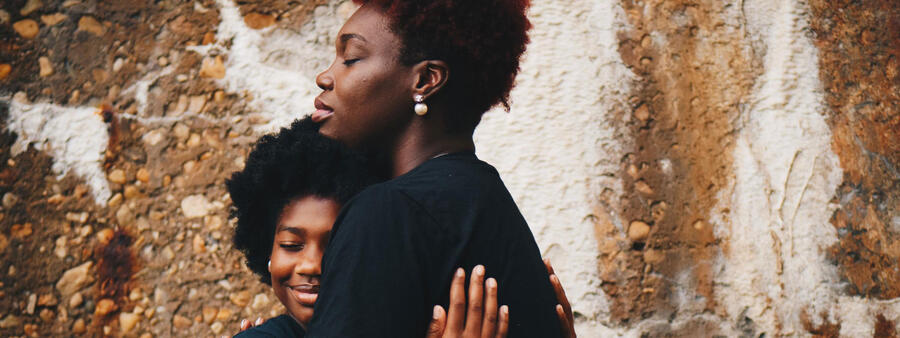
[[267, 260, 271, 269], [414, 94, 428, 116]]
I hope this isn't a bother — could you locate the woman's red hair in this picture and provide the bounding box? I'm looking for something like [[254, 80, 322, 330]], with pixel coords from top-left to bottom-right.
[[353, 0, 532, 131]]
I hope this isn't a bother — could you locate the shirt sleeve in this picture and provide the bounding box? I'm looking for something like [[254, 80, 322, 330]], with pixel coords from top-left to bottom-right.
[[233, 314, 306, 338], [305, 185, 434, 337]]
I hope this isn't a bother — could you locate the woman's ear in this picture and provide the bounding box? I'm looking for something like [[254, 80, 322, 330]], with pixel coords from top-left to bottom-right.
[[411, 60, 449, 99]]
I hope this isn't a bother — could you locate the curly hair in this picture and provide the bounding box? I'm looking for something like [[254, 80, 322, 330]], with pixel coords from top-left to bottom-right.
[[226, 117, 374, 284], [353, 0, 532, 131]]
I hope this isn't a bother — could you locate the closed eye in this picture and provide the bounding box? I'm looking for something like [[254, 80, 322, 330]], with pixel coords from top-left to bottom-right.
[[343, 58, 361, 66], [279, 243, 305, 251]]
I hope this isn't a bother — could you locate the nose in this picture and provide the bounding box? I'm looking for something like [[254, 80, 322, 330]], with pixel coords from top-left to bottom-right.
[[315, 63, 334, 91], [294, 243, 323, 277]]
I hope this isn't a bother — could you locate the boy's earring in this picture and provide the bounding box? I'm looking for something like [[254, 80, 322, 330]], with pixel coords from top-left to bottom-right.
[[414, 94, 428, 116], [267, 260, 271, 270]]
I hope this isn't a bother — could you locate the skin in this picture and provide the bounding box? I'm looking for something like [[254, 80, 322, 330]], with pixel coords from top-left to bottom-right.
[[308, 4, 578, 337], [241, 4, 578, 336], [268, 195, 338, 328], [313, 7, 412, 151], [314, 3, 474, 178], [253, 194, 513, 337]]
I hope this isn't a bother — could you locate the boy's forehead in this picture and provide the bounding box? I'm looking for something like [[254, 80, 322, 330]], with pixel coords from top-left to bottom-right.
[[277, 196, 342, 230]]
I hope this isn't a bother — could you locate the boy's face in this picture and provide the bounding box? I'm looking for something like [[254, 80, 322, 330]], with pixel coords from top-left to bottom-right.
[[269, 196, 341, 326]]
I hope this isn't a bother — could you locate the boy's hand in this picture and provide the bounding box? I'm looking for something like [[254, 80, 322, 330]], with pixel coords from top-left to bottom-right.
[[427, 265, 509, 338], [544, 258, 575, 338]]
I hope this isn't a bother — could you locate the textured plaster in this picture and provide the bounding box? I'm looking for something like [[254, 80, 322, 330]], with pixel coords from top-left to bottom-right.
[[714, 0, 844, 334], [188, 0, 355, 132], [612, 0, 759, 331], [474, 1, 633, 335], [810, 0, 900, 303]]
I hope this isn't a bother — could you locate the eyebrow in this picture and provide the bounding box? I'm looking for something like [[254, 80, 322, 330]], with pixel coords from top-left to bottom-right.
[[340, 33, 368, 44], [276, 226, 305, 236]]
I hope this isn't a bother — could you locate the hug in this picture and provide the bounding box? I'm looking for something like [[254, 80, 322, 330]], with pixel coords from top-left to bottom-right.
[[227, 0, 573, 336]]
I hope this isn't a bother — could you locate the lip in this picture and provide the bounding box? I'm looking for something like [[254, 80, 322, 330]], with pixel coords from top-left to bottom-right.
[[312, 98, 334, 123], [288, 284, 319, 306]]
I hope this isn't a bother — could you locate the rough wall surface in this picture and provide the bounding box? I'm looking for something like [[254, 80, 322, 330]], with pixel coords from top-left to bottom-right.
[[0, 0, 898, 336]]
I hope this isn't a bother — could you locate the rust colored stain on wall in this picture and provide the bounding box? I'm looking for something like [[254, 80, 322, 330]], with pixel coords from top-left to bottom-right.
[[875, 314, 898, 338], [94, 230, 137, 311], [809, 0, 900, 300], [801, 311, 841, 338], [608, 0, 758, 327]]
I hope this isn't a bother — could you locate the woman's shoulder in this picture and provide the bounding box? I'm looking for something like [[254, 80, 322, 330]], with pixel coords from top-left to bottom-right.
[[233, 315, 305, 338], [338, 179, 422, 218], [339, 152, 506, 219], [401, 153, 507, 196]]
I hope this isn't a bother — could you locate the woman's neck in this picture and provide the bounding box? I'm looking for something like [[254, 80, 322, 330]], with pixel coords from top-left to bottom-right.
[[386, 124, 475, 178]]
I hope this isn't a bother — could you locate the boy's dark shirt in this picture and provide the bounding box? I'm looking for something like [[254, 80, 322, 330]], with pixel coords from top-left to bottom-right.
[[306, 152, 562, 337], [234, 314, 306, 338]]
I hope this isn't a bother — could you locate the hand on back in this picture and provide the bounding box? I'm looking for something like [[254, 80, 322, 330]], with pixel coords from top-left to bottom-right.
[[238, 262, 575, 338], [427, 265, 509, 338]]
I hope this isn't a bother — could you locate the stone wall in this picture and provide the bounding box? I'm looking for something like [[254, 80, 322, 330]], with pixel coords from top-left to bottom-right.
[[0, 0, 897, 336]]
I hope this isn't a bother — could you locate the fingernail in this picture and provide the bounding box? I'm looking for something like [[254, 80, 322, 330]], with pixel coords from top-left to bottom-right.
[[487, 278, 497, 288], [474, 265, 484, 275], [501, 305, 509, 315], [433, 305, 442, 319], [255, 317, 264, 325], [456, 268, 464, 277], [240, 319, 248, 328]]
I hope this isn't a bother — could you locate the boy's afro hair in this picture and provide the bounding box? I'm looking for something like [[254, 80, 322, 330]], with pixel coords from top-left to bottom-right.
[[226, 117, 374, 284]]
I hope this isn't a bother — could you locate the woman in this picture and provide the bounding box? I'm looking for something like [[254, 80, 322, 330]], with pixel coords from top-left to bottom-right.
[[228, 118, 569, 337], [307, 1, 568, 336]]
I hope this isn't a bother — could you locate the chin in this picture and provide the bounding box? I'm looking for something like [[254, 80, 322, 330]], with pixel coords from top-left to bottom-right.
[[318, 123, 340, 140], [291, 307, 314, 327]]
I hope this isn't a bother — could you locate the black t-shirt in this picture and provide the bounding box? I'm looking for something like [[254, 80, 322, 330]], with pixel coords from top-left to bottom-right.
[[234, 314, 306, 338], [306, 152, 562, 337]]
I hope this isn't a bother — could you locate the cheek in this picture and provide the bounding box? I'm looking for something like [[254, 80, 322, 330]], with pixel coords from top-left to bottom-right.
[[327, 67, 410, 146], [337, 66, 403, 109], [337, 79, 376, 118], [268, 252, 293, 280]]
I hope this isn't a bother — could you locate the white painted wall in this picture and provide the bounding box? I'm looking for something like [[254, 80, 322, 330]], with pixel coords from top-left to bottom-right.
[[474, 1, 632, 335], [5, 94, 111, 204], [713, 0, 844, 334], [715, 1, 899, 335], [189, 0, 355, 133]]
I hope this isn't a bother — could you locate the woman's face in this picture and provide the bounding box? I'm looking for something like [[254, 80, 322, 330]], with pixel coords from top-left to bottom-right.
[[314, 4, 414, 149], [268, 196, 341, 326]]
